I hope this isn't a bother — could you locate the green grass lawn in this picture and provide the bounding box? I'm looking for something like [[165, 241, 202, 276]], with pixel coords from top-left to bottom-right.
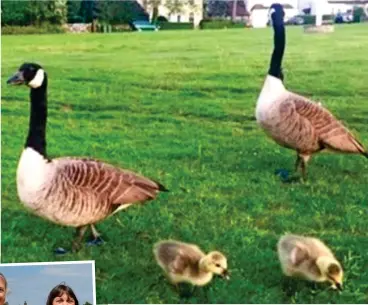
[[2, 24, 368, 304]]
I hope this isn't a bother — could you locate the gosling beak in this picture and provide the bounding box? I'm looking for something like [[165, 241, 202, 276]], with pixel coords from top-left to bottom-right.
[[335, 283, 343, 291], [7, 71, 24, 85], [221, 269, 230, 280]]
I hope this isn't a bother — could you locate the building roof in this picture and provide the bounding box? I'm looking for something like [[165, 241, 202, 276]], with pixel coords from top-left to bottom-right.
[[226, 1, 249, 17]]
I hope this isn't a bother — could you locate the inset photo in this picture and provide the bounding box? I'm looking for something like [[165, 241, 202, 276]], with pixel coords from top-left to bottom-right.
[[0, 261, 95, 305]]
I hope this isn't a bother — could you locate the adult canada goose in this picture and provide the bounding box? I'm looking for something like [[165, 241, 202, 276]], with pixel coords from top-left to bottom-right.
[[277, 234, 343, 290], [7, 63, 168, 251], [153, 240, 229, 292], [256, 3, 367, 179]]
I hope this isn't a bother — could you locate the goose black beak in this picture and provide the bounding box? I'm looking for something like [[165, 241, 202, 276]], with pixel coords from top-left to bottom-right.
[[221, 269, 230, 280], [7, 71, 24, 85]]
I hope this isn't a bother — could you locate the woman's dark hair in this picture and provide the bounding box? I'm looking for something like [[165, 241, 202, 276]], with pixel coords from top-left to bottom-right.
[[46, 284, 79, 305], [0, 273, 7, 291]]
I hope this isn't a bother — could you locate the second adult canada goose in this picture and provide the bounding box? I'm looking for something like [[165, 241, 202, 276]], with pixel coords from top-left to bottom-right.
[[7, 63, 168, 251], [277, 234, 343, 290], [153, 240, 230, 289], [256, 4, 367, 179]]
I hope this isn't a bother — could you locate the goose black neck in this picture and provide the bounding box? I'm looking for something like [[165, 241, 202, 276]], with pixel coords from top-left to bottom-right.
[[26, 75, 48, 157], [268, 23, 285, 80]]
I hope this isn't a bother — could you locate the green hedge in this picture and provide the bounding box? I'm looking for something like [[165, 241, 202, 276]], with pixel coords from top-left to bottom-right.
[[199, 19, 245, 30], [1, 24, 66, 35], [156, 22, 193, 30], [302, 15, 334, 25], [353, 7, 364, 23]]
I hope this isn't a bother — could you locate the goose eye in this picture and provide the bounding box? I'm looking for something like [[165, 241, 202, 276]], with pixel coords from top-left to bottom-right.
[[215, 263, 221, 267]]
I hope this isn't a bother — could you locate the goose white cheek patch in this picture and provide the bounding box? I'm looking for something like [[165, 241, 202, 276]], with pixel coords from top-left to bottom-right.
[[28, 69, 45, 88]]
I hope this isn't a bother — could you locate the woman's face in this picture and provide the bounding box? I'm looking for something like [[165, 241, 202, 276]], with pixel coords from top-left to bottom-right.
[[52, 293, 75, 305], [0, 277, 6, 305]]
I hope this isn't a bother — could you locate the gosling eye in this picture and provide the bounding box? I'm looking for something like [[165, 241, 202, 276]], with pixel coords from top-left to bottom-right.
[[215, 263, 221, 268]]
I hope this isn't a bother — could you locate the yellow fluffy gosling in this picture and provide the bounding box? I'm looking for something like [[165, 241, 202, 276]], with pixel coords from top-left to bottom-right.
[[153, 240, 230, 288], [277, 234, 343, 290]]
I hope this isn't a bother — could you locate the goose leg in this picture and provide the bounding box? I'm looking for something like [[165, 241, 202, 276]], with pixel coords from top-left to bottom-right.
[[295, 155, 302, 173], [72, 226, 88, 252], [300, 154, 311, 180], [87, 224, 104, 246], [91, 224, 100, 239], [295, 154, 310, 180]]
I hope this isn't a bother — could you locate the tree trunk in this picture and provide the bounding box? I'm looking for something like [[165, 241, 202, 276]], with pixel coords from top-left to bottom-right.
[[232, 0, 238, 21], [92, 18, 97, 32]]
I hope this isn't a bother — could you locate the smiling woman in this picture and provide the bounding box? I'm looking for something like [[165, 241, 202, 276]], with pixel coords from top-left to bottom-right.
[[0, 262, 95, 305], [0, 273, 7, 305], [46, 284, 79, 305]]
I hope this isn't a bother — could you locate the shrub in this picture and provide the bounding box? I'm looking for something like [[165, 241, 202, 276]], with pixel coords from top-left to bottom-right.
[[199, 19, 245, 30], [156, 22, 193, 30], [156, 15, 168, 22], [1, 23, 66, 35], [353, 7, 364, 23]]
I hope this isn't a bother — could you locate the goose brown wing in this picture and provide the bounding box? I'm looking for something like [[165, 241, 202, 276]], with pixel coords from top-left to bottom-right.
[[55, 158, 165, 205], [290, 93, 366, 154]]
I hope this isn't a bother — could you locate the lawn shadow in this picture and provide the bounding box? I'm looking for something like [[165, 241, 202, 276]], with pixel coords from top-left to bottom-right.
[[1, 95, 24, 102], [69, 77, 103, 83]]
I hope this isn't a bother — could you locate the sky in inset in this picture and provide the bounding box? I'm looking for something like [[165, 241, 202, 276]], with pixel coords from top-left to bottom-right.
[[0, 262, 94, 305]]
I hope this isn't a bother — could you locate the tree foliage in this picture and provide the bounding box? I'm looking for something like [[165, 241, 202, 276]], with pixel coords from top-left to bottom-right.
[[2, 0, 150, 26], [206, 0, 228, 18], [67, 0, 83, 23], [1, 0, 67, 26], [1, 1, 29, 26], [164, 0, 184, 15]]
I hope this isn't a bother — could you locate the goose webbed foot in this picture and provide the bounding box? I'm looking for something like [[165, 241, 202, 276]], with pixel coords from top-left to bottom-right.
[[54, 247, 69, 255], [86, 236, 105, 246], [275, 169, 301, 183]]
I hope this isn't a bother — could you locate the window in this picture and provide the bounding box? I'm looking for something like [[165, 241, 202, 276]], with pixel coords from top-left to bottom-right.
[[189, 12, 194, 23], [177, 15, 181, 22]]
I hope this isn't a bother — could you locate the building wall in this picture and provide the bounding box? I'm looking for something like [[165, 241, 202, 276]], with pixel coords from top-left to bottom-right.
[[250, 8, 298, 27], [297, 0, 364, 14], [248, 0, 299, 28], [138, 0, 203, 27], [248, 0, 298, 10]]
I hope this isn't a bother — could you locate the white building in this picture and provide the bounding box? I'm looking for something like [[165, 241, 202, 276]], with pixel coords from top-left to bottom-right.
[[138, 0, 203, 27], [248, 1, 299, 28], [298, 0, 368, 14]]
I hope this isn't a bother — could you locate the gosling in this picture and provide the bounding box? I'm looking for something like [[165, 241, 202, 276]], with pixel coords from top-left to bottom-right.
[[153, 240, 230, 289], [277, 234, 343, 290]]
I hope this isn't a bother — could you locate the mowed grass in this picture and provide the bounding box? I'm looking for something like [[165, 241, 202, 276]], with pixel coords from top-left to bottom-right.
[[2, 25, 368, 303]]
